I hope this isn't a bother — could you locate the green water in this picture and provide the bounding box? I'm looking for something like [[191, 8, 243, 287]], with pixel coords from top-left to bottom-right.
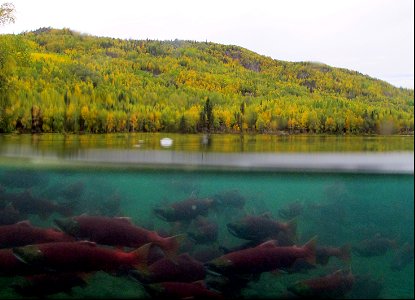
[[0, 134, 414, 299]]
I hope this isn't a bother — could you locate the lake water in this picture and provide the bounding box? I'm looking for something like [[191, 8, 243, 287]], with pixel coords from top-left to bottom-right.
[[0, 133, 414, 299]]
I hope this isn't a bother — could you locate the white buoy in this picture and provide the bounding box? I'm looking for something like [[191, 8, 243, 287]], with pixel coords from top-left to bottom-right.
[[160, 137, 173, 148]]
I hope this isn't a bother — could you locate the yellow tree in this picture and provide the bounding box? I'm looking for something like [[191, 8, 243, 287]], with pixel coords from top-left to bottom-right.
[[325, 117, 336, 133]]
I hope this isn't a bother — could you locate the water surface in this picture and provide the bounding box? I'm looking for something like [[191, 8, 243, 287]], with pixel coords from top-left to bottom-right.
[[0, 133, 413, 299]]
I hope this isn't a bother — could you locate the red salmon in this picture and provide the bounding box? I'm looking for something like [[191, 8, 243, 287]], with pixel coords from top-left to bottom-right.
[[54, 215, 183, 257], [0, 248, 35, 276], [187, 216, 218, 244], [153, 197, 215, 222], [13, 241, 150, 273], [353, 234, 397, 257], [288, 269, 355, 298], [2, 190, 74, 219], [226, 213, 297, 245], [206, 238, 316, 276], [131, 253, 206, 283], [0, 221, 74, 248], [316, 244, 351, 265]]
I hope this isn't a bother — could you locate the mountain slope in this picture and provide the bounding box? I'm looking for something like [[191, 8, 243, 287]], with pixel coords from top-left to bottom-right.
[[0, 27, 413, 134]]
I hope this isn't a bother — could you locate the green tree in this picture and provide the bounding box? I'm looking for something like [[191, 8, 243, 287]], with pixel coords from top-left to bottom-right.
[[198, 97, 214, 132]]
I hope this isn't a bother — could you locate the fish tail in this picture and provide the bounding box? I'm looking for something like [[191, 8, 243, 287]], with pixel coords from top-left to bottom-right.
[[161, 234, 186, 259], [286, 218, 298, 241], [58, 201, 78, 217], [131, 243, 152, 271], [317, 255, 330, 265], [339, 244, 352, 263], [303, 236, 317, 265], [39, 210, 53, 220]]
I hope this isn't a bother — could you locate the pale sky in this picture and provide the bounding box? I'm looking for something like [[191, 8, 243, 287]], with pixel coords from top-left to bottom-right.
[[1, 0, 414, 89]]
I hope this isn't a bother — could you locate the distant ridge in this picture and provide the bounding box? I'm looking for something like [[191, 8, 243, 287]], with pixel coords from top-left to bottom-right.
[[0, 27, 413, 134]]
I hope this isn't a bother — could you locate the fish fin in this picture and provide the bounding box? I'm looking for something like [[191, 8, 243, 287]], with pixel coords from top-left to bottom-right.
[[345, 265, 353, 275], [129, 268, 151, 283], [16, 220, 32, 227], [251, 273, 261, 282], [178, 252, 194, 261], [131, 243, 152, 270], [390, 239, 399, 250], [77, 272, 92, 284], [317, 255, 330, 266], [286, 218, 298, 242], [58, 201, 77, 217], [64, 289, 74, 296], [192, 280, 207, 288], [3, 203, 18, 212], [162, 234, 186, 260], [153, 208, 168, 221], [271, 269, 287, 276], [206, 197, 215, 206], [39, 210, 52, 220], [260, 212, 272, 219], [257, 240, 279, 248], [23, 189, 33, 198], [200, 210, 210, 217], [77, 241, 97, 247], [303, 236, 317, 266], [331, 269, 347, 278], [339, 244, 352, 263], [115, 217, 133, 225]]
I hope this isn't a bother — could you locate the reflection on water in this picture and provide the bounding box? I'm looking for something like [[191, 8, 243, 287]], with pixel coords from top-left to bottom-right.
[[0, 133, 414, 154], [0, 134, 413, 173]]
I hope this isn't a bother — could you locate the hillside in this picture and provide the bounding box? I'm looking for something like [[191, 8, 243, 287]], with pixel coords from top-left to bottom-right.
[[0, 27, 413, 134]]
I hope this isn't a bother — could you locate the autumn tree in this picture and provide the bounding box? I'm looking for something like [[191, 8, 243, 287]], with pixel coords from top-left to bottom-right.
[[0, 28, 413, 134], [0, 3, 26, 132], [0, 2, 15, 26]]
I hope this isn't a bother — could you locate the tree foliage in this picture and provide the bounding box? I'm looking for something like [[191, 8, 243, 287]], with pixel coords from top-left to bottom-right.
[[0, 2, 15, 26], [0, 27, 413, 134]]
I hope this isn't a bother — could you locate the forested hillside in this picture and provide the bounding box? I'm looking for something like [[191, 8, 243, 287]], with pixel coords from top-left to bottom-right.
[[0, 28, 413, 134]]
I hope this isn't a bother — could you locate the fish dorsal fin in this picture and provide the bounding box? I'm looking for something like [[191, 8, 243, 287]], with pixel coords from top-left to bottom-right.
[[257, 240, 279, 248], [77, 272, 93, 283], [192, 280, 206, 288], [260, 212, 272, 219], [194, 215, 204, 223], [4, 203, 18, 212], [78, 241, 96, 247], [333, 269, 343, 275], [178, 252, 198, 263], [242, 207, 255, 217], [330, 269, 348, 278], [16, 220, 32, 227], [23, 188, 33, 197], [115, 217, 133, 225]]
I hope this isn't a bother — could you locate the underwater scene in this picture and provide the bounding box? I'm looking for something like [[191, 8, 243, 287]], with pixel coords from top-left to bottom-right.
[[0, 134, 414, 299]]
